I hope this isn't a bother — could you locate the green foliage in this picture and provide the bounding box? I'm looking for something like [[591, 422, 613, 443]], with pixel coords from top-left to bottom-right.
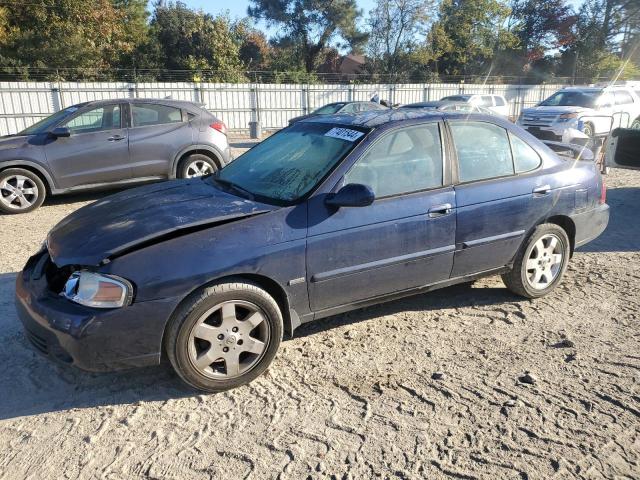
[[248, 0, 365, 72], [427, 0, 518, 76], [0, 0, 144, 79]]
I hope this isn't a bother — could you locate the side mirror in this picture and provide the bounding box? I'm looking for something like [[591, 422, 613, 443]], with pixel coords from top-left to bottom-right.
[[325, 183, 375, 208], [50, 126, 71, 138]]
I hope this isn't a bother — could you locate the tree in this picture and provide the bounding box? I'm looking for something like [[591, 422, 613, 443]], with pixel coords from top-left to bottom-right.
[[427, 0, 518, 77], [0, 0, 141, 79], [247, 0, 366, 72], [502, 0, 575, 77], [147, 2, 245, 81], [557, 0, 640, 81], [366, 0, 435, 76]]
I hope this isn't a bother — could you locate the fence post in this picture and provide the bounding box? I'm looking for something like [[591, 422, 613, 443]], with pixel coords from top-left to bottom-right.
[[301, 84, 308, 115], [348, 83, 354, 102], [50, 82, 62, 112]]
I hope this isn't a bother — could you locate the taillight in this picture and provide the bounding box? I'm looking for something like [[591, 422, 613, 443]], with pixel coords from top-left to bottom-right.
[[600, 178, 606, 204], [210, 121, 227, 135]]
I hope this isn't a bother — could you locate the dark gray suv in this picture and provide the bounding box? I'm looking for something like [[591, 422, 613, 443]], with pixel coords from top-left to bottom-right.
[[0, 99, 231, 214]]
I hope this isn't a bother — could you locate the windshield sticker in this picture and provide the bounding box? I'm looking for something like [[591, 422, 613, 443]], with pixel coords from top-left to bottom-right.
[[324, 127, 364, 142], [65, 107, 79, 113]]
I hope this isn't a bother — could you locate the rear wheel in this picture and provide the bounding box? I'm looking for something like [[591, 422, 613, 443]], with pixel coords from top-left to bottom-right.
[[0, 168, 46, 214], [178, 153, 218, 179], [502, 224, 570, 299], [165, 280, 283, 392]]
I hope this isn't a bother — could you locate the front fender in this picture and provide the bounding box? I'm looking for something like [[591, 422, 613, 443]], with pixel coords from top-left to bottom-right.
[[0, 159, 57, 191]]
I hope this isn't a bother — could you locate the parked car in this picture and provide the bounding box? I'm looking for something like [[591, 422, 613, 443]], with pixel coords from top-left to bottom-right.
[[0, 99, 231, 214], [288, 101, 389, 125], [518, 85, 640, 143], [400, 100, 496, 115], [440, 94, 510, 117], [16, 110, 609, 392]]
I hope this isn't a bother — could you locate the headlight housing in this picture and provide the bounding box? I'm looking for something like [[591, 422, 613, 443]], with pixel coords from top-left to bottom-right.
[[558, 112, 579, 122], [62, 271, 133, 308]]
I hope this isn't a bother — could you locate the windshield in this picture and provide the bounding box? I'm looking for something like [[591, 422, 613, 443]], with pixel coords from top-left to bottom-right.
[[539, 90, 600, 108], [17, 106, 82, 135], [313, 103, 345, 115], [215, 122, 368, 205]]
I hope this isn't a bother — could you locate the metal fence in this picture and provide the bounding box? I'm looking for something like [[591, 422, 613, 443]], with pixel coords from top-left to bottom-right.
[[0, 81, 569, 136]]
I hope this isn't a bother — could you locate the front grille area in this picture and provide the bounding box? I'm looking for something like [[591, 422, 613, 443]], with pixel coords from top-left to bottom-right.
[[522, 114, 558, 127], [25, 328, 48, 355], [44, 256, 75, 294]]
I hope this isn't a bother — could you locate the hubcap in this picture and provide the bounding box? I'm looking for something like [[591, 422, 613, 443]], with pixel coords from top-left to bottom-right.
[[187, 300, 269, 379], [525, 234, 564, 290], [0, 175, 39, 210], [185, 160, 213, 178]]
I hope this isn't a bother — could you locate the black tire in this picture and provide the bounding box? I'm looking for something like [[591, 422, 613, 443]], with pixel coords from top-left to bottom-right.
[[165, 280, 283, 392], [0, 168, 46, 214], [178, 153, 218, 179], [502, 224, 571, 299], [582, 122, 595, 140]]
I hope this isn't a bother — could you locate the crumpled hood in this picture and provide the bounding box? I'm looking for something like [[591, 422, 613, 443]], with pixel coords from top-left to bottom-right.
[[47, 179, 276, 266], [523, 106, 592, 115]]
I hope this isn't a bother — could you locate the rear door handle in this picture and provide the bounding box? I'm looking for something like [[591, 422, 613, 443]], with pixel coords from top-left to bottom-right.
[[108, 135, 126, 141], [428, 203, 453, 218], [533, 184, 551, 196]]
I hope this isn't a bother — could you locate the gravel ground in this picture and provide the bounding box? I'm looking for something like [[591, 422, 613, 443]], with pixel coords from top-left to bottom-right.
[[0, 144, 639, 479]]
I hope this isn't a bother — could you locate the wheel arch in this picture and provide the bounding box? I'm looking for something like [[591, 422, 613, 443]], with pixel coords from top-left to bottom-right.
[[545, 215, 576, 256], [160, 273, 297, 362], [0, 160, 55, 194]]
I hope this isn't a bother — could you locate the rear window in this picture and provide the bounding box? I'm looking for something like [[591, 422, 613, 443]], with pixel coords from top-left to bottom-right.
[[132, 104, 183, 127], [442, 95, 470, 102]]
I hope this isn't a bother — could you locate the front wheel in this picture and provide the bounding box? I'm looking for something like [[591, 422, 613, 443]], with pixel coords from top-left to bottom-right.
[[165, 280, 283, 392], [502, 224, 570, 299], [0, 168, 46, 214]]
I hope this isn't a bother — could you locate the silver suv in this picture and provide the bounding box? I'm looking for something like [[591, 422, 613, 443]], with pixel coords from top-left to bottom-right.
[[518, 86, 640, 143], [0, 99, 231, 214]]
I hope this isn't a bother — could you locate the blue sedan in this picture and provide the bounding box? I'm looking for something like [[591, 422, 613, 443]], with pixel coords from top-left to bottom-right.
[[16, 110, 609, 392]]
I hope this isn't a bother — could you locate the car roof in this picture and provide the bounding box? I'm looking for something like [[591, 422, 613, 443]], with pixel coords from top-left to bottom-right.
[[299, 108, 501, 128], [72, 98, 206, 109]]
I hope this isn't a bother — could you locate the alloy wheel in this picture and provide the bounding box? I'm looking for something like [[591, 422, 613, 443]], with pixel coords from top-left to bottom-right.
[[0, 175, 39, 211], [185, 160, 213, 178], [525, 234, 564, 290], [187, 300, 270, 379]]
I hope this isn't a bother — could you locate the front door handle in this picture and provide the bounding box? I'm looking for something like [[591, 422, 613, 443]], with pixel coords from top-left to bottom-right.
[[108, 135, 126, 141], [428, 203, 453, 218], [533, 184, 551, 196]]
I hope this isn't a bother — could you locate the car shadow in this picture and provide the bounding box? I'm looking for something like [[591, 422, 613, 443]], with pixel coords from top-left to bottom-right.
[[577, 186, 640, 253], [0, 271, 518, 420], [293, 281, 521, 339]]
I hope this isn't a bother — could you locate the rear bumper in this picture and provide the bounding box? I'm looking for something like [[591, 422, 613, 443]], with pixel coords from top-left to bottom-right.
[[571, 203, 610, 248], [15, 252, 179, 372]]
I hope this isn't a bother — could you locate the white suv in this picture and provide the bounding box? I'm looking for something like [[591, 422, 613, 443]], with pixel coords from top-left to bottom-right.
[[518, 85, 640, 143], [440, 94, 510, 117]]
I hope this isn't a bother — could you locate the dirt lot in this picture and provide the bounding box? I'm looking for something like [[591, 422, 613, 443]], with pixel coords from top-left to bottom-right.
[[1, 143, 639, 479]]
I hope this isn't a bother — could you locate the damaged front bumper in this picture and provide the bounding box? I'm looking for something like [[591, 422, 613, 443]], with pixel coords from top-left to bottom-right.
[[15, 250, 180, 372]]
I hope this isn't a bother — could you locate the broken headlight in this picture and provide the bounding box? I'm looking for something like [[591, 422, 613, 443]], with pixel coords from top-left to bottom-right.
[[62, 271, 133, 308]]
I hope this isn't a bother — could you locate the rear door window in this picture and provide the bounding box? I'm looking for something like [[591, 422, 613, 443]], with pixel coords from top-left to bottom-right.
[[345, 123, 443, 197], [614, 91, 634, 105], [450, 121, 514, 182], [131, 104, 183, 127]]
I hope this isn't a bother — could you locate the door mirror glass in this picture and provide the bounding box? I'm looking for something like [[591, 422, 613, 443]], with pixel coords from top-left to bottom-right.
[[325, 183, 375, 208], [50, 126, 71, 138]]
